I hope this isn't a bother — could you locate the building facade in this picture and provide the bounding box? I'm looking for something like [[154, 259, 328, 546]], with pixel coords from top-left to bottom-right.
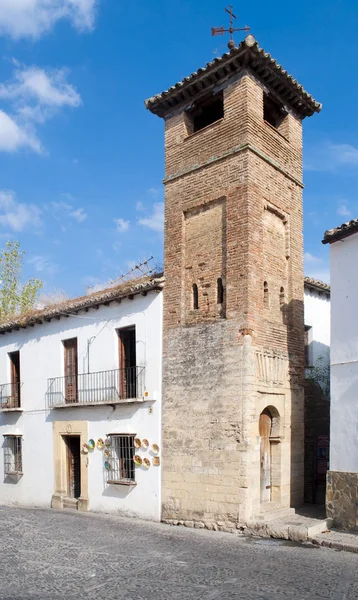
[[0, 276, 163, 521], [303, 277, 330, 505], [323, 220, 358, 529], [146, 35, 321, 527]]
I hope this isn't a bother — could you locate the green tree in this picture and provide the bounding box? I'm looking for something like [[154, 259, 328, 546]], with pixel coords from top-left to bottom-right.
[[0, 241, 43, 321]]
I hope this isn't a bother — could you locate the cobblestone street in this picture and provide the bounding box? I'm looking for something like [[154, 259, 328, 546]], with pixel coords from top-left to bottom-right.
[[0, 506, 357, 600]]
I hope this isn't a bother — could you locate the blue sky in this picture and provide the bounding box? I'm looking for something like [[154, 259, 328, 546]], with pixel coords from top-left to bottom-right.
[[0, 0, 357, 297]]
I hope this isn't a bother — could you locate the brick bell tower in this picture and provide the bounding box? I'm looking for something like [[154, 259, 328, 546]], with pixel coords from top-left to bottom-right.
[[146, 34, 321, 527]]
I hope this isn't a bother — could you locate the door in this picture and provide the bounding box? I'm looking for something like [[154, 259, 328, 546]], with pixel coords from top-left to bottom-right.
[[63, 338, 78, 403], [118, 328, 137, 398], [9, 351, 20, 408], [65, 436, 81, 499], [259, 411, 272, 503]]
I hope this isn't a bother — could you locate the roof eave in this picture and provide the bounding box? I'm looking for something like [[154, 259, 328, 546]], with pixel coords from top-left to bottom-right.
[[145, 36, 321, 120]]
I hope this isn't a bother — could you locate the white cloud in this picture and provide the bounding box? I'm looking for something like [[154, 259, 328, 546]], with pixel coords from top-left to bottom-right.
[[51, 199, 87, 223], [0, 0, 97, 39], [114, 218, 129, 233], [136, 201, 145, 212], [0, 108, 41, 153], [305, 142, 358, 172], [69, 207, 87, 222], [0, 65, 81, 109], [28, 255, 58, 276], [0, 63, 81, 154], [304, 252, 321, 265], [138, 202, 164, 233], [337, 202, 352, 218], [0, 191, 42, 232]]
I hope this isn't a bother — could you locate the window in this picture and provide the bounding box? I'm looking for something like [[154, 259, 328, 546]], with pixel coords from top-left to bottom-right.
[[264, 281, 269, 308], [4, 435, 22, 476], [263, 93, 287, 130], [217, 278, 224, 305], [8, 351, 21, 408], [106, 434, 135, 485], [118, 327, 137, 399], [193, 284, 199, 310], [304, 326, 312, 367], [186, 91, 224, 134], [63, 338, 78, 403]]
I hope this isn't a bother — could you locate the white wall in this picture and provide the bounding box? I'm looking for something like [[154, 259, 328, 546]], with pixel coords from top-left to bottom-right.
[[330, 233, 358, 472], [0, 290, 163, 520], [304, 285, 330, 371]]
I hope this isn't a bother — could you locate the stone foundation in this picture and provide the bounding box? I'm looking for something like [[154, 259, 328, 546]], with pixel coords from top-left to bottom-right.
[[326, 470, 358, 530]]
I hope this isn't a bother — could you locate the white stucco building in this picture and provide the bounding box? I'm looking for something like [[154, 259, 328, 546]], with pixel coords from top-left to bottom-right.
[[304, 277, 330, 374], [0, 275, 163, 521], [323, 219, 358, 529]]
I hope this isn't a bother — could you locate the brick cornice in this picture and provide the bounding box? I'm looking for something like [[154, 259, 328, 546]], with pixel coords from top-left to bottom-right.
[[163, 143, 304, 188]]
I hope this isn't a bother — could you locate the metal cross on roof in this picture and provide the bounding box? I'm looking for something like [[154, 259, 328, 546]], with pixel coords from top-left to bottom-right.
[[211, 5, 250, 50]]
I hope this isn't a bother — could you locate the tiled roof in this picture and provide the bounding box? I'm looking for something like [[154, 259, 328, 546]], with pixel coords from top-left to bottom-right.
[[304, 277, 330, 295], [0, 274, 164, 335], [145, 35, 321, 119], [322, 219, 358, 244]]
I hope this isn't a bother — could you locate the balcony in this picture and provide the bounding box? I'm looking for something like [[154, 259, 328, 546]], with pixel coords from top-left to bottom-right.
[[0, 382, 22, 411], [46, 367, 145, 408]]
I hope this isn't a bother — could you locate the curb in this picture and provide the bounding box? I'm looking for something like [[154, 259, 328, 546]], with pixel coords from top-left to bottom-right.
[[311, 537, 358, 554]]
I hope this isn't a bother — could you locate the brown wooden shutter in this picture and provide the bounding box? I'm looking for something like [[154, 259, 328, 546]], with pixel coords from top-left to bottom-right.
[[64, 339, 78, 403]]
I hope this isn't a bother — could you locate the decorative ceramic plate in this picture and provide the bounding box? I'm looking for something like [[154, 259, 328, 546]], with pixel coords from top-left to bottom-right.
[[143, 458, 151, 468], [105, 438, 111, 448], [133, 455, 142, 466], [82, 445, 89, 455], [88, 439, 95, 450], [134, 438, 141, 449], [104, 449, 110, 458], [142, 438, 149, 449], [153, 456, 160, 467], [97, 438, 104, 450], [104, 461, 111, 470], [151, 444, 160, 454]]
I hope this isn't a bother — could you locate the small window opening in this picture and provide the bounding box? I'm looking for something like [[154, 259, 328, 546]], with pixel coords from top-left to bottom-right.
[[279, 287, 285, 306], [106, 434, 135, 485], [193, 284, 199, 310], [217, 278, 224, 305], [304, 325, 312, 368], [187, 91, 224, 133], [264, 281, 269, 308], [4, 435, 23, 476], [263, 94, 287, 129]]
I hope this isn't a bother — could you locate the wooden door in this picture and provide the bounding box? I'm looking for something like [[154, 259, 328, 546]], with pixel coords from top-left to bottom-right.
[[9, 351, 20, 408], [118, 328, 136, 398], [259, 412, 272, 503], [64, 339, 78, 403], [65, 436, 81, 499]]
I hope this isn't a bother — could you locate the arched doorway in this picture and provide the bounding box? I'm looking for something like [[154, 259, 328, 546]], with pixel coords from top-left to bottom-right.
[[259, 409, 272, 503]]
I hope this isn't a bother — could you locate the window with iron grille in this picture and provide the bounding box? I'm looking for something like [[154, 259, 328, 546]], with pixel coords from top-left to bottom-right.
[[4, 435, 23, 476], [106, 434, 135, 484]]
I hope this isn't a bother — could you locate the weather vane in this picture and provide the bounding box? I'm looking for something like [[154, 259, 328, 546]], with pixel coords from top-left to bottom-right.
[[212, 5, 250, 50]]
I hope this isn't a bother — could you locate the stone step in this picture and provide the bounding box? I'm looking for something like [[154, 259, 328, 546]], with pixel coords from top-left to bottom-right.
[[63, 497, 78, 510], [253, 507, 295, 522]]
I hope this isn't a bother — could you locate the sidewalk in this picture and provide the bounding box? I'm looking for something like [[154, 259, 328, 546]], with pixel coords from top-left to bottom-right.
[[311, 529, 358, 554]]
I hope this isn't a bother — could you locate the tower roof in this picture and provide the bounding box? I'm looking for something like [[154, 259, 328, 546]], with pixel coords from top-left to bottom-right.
[[145, 35, 321, 120]]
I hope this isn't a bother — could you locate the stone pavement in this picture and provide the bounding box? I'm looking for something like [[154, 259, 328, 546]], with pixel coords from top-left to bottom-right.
[[0, 506, 357, 600]]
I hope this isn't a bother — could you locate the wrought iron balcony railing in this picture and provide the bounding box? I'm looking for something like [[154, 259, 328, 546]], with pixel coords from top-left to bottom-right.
[[0, 382, 22, 409], [46, 367, 145, 408]]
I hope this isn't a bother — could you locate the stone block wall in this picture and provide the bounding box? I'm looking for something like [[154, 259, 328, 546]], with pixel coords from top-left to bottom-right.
[[326, 471, 358, 530]]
